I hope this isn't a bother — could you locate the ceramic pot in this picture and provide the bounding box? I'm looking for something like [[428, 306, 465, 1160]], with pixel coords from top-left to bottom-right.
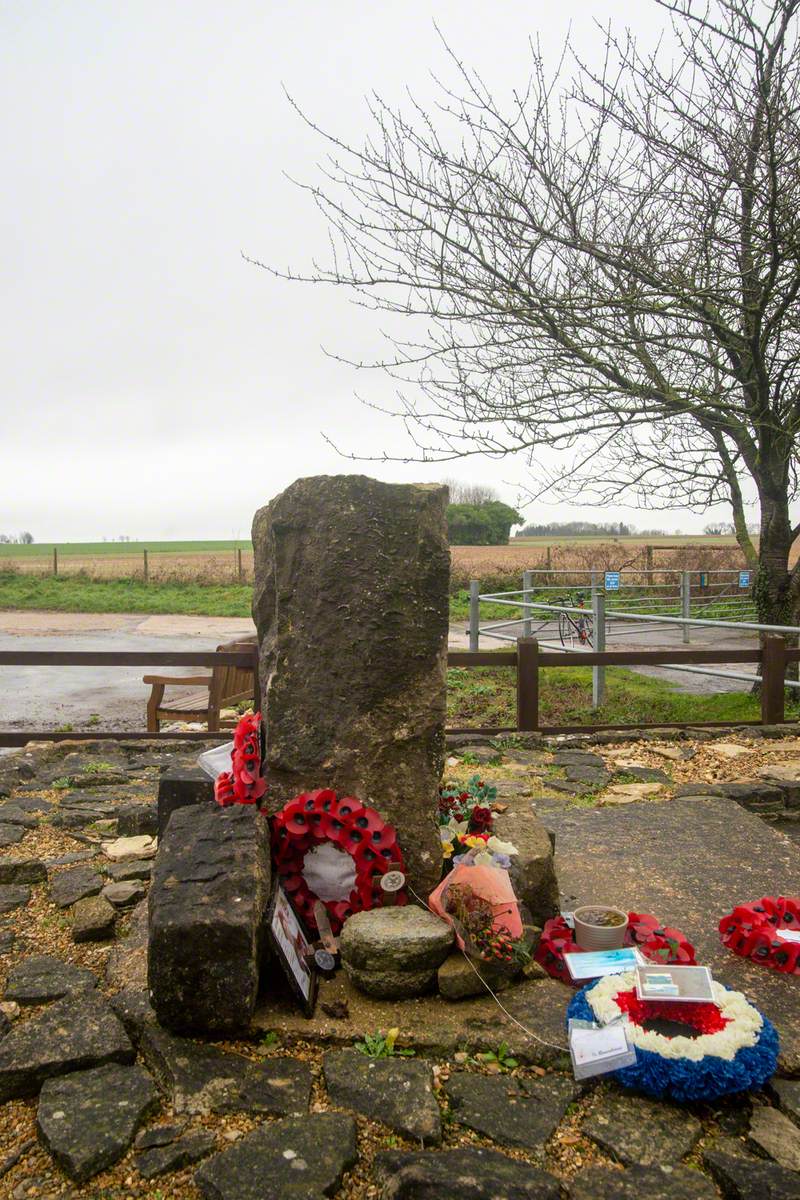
[[573, 905, 628, 951]]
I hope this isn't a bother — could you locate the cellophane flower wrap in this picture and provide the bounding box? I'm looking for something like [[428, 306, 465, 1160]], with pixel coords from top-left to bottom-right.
[[429, 862, 523, 963]]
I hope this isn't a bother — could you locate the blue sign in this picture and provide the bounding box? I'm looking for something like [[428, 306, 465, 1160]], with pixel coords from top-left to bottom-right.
[[739, 570, 751, 589], [604, 571, 621, 591]]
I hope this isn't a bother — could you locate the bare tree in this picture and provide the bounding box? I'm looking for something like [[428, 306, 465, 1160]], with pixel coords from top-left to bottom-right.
[[443, 479, 500, 505], [258, 0, 800, 627]]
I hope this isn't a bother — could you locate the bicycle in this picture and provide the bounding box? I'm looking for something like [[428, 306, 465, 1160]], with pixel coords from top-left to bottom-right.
[[556, 592, 594, 648]]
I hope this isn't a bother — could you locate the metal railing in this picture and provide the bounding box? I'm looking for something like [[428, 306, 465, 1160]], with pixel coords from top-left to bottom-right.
[[469, 569, 795, 707]]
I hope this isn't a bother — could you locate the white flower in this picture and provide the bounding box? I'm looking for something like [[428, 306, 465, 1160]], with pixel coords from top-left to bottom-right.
[[471, 850, 494, 866], [486, 836, 518, 857], [586, 972, 763, 1062], [439, 820, 468, 845]]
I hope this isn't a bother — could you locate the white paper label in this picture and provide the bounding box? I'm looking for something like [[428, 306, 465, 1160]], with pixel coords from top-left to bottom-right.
[[570, 1023, 629, 1066], [775, 929, 800, 944]]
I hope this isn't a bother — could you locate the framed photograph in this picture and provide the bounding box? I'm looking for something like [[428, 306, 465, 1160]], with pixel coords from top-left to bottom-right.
[[266, 883, 318, 1017]]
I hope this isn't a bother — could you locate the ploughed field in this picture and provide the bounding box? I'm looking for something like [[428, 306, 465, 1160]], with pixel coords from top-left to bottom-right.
[[0, 536, 749, 587]]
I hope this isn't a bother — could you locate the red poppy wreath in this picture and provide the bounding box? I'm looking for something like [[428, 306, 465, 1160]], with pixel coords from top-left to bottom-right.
[[271, 789, 407, 932], [214, 712, 267, 807], [719, 896, 800, 974], [536, 911, 696, 984]]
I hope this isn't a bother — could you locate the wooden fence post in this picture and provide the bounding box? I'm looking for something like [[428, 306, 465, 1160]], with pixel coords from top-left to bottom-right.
[[645, 544, 654, 573], [761, 636, 786, 725], [517, 637, 539, 731], [143, 549, 149, 582], [53, 547, 58, 576], [237, 548, 243, 582]]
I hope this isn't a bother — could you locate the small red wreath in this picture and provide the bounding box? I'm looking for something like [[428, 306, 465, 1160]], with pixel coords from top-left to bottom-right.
[[613, 987, 730, 1035], [535, 911, 696, 985], [214, 712, 267, 807], [719, 895, 800, 975], [271, 789, 407, 933]]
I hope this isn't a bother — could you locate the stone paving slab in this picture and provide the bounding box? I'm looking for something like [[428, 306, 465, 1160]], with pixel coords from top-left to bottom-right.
[[548, 796, 800, 1071], [253, 973, 571, 1067]]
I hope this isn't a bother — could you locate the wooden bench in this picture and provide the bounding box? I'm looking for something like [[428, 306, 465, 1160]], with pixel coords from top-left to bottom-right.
[[144, 638, 256, 732]]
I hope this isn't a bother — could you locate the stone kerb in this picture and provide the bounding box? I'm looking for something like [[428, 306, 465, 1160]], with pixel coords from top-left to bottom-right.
[[252, 474, 450, 896]]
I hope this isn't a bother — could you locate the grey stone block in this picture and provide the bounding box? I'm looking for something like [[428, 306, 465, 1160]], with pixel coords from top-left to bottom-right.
[[148, 803, 271, 1033]]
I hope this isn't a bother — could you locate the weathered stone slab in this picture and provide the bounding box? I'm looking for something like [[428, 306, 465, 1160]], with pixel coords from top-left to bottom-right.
[[491, 807, 558, 925], [771, 1078, 800, 1126], [135, 1122, 186, 1149], [374, 1148, 561, 1199], [0, 823, 26, 847], [109, 988, 155, 1042], [570, 1165, 717, 1200], [253, 475, 449, 894], [157, 766, 214, 838], [437, 951, 515, 999], [37, 1063, 158, 1182], [135, 1129, 216, 1179], [105, 898, 148, 991], [445, 1071, 577, 1150], [102, 880, 146, 907], [255, 973, 570, 1069], [106, 858, 153, 881], [748, 1106, 800, 1171], [195, 1112, 357, 1200], [0, 993, 133, 1101], [549, 796, 800, 1072], [140, 1024, 311, 1116], [102, 834, 157, 861], [49, 865, 104, 908], [0, 857, 46, 884], [4, 955, 96, 1004], [72, 894, 116, 941], [582, 1092, 701, 1165], [704, 1148, 800, 1200], [117, 801, 158, 837], [339, 906, 453, 998], [0, 805, 37, 827], [323, 1049, 441, 1143], [148, 803, 271, 1033], [0, 885, 29, 914]]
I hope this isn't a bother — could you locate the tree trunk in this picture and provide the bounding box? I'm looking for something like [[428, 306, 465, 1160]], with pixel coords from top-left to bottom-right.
[[755, 494, 796, 629], [754, 492, 799, 694]]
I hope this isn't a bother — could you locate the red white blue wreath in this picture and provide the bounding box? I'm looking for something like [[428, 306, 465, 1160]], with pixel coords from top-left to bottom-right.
[[214, 712, 267, 807], [567, 971, 779, 1101], [536, 912, 696, 985], [271, 789, 407, 933], [719, 896, 800, 975]]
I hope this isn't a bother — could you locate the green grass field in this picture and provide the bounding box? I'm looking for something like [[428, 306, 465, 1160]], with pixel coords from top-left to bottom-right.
[[0, 575, 252, 618]]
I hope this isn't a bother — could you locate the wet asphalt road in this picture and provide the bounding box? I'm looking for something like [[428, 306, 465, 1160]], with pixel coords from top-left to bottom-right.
[[0, 608, 764, 733]]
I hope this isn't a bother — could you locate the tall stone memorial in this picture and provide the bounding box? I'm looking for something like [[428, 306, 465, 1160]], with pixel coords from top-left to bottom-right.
[[252, 475, 449, 895]]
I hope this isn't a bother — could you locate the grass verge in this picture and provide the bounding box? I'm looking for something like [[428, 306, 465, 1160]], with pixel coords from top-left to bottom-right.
[[1, 574, 479, 623], [447, 663, 781, 728], [0, 574, 253, 618]]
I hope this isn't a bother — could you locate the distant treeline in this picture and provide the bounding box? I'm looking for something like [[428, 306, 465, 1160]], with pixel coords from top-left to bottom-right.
[[515, 520, 669, 538]]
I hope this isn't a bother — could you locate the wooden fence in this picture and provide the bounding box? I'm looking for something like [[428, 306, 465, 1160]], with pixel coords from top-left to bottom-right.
[[0, 638, 795, 746]]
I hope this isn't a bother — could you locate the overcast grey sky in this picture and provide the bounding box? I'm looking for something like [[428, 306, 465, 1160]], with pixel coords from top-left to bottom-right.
[[1, 1, 729, 542]]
